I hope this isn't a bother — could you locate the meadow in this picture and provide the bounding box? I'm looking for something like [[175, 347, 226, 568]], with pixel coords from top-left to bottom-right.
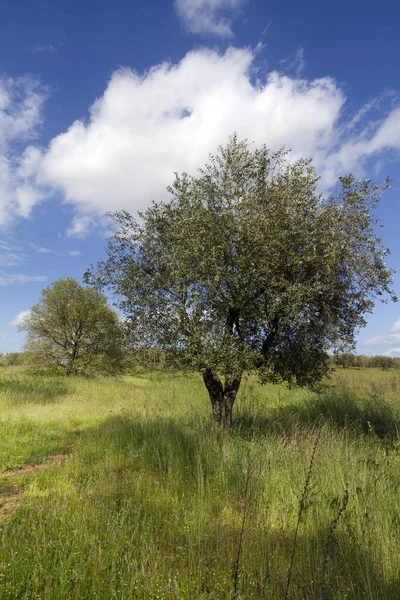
[[0, 367, 399, 599]]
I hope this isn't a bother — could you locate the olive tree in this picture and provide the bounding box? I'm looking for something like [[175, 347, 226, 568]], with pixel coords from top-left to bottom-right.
[[20, 278, 124, 375], [370, 355, 395, 371], [86, 136, 396, 427]]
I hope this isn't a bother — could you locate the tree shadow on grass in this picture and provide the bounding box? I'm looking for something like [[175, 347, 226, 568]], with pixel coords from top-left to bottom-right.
[[234, 389, 399, 440], [0, 375, 69, 405], [78, 412, 214, 479], [236, 527, 400, 600], [13, 412, 399, 599]]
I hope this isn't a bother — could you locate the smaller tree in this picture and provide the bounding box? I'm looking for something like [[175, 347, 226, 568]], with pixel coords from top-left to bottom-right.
[[353, 354, 371, 369], [334, 352, 356, 369], [20, 278, 124, 375], [370, 355, 394, 371]]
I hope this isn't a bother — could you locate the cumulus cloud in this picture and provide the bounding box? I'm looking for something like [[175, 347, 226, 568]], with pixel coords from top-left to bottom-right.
[[175, 0, 246, 36], [0, 76, 47, 226], [2, 46, 400, 236], [34, 46, 400, 230], [8, 309, 31, 327]]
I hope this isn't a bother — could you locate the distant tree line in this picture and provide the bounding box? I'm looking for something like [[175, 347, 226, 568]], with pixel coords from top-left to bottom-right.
[[130, 350, 400, 372], [3, 347, 400, 373], [0, 353, 23, 367], [330, 353, 400, 370]]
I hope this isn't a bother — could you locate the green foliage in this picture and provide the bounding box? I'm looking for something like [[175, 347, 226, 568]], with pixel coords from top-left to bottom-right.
[[0, 353, 22, 368], [87, 135, 396, 424], [369, 355, 396, 370], [123, 347, 167, 374], [331, 353, 400, 370], [20, 278, 124, 376], [333, 351, 356, 369]]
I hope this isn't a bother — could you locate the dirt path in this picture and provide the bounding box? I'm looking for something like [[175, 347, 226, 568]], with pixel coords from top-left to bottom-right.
[[0, 450, 71, 520], [0, 453, 68, 479]]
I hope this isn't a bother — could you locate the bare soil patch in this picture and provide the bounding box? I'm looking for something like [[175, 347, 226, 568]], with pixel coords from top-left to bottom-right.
[[0, 448, 71, 520]]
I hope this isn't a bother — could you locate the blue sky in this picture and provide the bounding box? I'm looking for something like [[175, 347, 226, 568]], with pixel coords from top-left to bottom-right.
[[1, 0, 400, 354]]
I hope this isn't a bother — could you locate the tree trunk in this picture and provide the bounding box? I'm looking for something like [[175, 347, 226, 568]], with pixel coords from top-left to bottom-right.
[[64, 360, 74, 376], [64, 346, 77, 376], [202, 368, 242, 429]]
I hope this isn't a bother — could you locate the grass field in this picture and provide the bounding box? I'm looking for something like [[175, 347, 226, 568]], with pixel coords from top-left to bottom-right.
[[0, 367, 399, 599]]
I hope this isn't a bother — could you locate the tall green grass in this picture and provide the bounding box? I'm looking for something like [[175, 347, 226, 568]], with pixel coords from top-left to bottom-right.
[[0, 369, 399, 598]]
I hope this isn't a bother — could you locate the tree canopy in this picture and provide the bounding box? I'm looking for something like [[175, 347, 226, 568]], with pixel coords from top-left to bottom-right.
[[20, 277, 124, 376], [86, 135, 396, 427]]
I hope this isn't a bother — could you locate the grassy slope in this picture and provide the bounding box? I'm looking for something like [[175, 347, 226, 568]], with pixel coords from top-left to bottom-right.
[[0, 368, 399, 599]]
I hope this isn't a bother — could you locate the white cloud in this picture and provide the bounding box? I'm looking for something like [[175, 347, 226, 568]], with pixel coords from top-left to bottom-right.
[[385, 348, 400, 357], [0, 241, 16, 250], [0, 252, 24, 267], [39, 48, 343, 216], [175, 0, 246, 36], [279, 47, 306, 78], [8, 309, 31, 327], [34, 47, 400, 231], [0, 240, 25, 266], [29, 242, 52, 254], [321, 107, 400, 188], [31, 44, 59, 55], [362, 333, 400, 346], [68, 250, 81, 256], [390, 317, 400, 333], [362, 316, 400, 351], [0, 273, 47, 286], [0, 76, 47, 226], [28, 242, 63, 256], [2, 47, 400, 237], [65, 216, 94, 238]]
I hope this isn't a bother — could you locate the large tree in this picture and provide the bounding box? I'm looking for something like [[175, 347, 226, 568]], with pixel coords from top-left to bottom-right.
[[20, 278, 124, 375], [86, 136, 396, 427]]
